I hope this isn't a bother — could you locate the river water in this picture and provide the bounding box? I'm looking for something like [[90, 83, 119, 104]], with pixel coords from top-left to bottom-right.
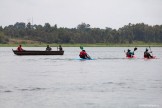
[[0, 47, 162, 108]]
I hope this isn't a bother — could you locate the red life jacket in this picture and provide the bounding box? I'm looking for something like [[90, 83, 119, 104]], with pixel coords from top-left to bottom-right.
[[126, 52, 131, 57], [144, 55, 148, 58], [79, 51, 87, 58], [17, 46, 23, 51], [144, 52, 149, 58]]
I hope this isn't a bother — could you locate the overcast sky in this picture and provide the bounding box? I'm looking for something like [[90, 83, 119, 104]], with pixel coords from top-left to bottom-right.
[[0, 0, 162, 29]]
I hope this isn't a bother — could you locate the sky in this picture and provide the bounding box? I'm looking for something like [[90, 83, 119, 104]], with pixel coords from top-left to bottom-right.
[[0, 0, 162, 29]]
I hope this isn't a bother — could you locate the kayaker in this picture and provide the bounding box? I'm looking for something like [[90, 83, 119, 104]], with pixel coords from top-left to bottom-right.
[[144, 48, 153, 58], [17, 45, 24, 51], [46, 45, 52, 51], [79, 50, 89, 59], [126, 49, 134, 57]]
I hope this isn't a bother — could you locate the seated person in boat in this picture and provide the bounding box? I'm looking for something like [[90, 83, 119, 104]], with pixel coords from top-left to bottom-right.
[[79, 50, 89, 59], [58, 45, 63, 51], [46, 45, 52, 51], [126, 49, 134, 57], [144, 48, 153, 58], [17, 45, 24, 51]]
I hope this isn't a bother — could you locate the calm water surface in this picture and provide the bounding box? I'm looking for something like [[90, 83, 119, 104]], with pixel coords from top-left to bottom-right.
[[0, 47, 162, 108]]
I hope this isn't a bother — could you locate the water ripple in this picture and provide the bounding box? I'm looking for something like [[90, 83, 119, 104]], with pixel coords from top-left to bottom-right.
[[18, 87, 47, 91]]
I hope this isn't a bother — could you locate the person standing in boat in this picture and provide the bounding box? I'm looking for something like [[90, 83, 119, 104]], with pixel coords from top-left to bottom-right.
[[58, 45, 63, 51], [46, 45, 52, 51], [17, 45, 24, 51], [126, 49, 134, 57], [144, 48, 153, 58]]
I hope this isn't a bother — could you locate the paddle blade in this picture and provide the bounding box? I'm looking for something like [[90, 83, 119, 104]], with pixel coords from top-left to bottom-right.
[[134, 47, 137, 51], [80, 46, 84, 50]]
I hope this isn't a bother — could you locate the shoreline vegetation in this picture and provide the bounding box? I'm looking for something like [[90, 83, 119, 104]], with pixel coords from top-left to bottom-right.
[[0, 38, 162, 47], [1, 22, 162, 47], [1, 42, 162, 47]]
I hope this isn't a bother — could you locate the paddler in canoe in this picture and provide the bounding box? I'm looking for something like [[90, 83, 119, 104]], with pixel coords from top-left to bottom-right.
[[58, 45, 63, 51], [46, 45, 52, 51], [17, 45, 25, 51], [79, 46, 91, 59], [144, 48, 153, 58]]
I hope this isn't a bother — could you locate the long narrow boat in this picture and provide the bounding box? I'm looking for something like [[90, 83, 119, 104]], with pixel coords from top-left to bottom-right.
[[12, 49, 64, 55]]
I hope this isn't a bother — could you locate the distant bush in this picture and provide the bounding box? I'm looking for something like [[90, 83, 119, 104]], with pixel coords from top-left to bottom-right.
[[0, 32, 9, 44]]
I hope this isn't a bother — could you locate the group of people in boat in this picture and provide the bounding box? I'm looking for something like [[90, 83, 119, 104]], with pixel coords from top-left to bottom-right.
[[17, 45, 63, 51], [17, 45, 154, 59], [126, 48, 153, 58], [46, 45, 63, 51]]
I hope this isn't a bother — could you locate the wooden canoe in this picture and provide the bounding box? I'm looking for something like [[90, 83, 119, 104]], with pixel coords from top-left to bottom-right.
[[12, 49, 64, 55]]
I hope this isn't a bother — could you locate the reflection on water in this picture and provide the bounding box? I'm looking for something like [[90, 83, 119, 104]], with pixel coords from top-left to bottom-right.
[[0, 47, 162, 108]]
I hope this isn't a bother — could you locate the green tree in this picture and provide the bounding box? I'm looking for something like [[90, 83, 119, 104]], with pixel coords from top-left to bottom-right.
[[0, 31, 9, 43]]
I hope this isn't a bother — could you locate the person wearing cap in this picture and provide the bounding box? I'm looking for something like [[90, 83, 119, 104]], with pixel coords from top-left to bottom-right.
[[46, 45, 52, 51], [79, 50, 89, 59], [144, 48, 153, 58], [126, 49, 134, 57], [17, 45, 24, 51]]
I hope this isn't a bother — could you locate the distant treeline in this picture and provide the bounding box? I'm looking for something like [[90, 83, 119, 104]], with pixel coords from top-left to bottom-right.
[[0, 22, 162, 44]]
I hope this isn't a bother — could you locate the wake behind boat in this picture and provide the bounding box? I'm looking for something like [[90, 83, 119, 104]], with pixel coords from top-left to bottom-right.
[[12, 49, 64, 55]]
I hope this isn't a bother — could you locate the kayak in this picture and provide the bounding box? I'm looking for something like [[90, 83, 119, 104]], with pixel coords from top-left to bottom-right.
[[144, 56, 156, 59], [75, 58, 95, 60], [126, 56, 136, 59]]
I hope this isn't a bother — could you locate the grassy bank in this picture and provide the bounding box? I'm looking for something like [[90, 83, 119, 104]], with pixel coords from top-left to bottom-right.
[[1, 38, 162, 47], [1, 42, 162, 47]]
